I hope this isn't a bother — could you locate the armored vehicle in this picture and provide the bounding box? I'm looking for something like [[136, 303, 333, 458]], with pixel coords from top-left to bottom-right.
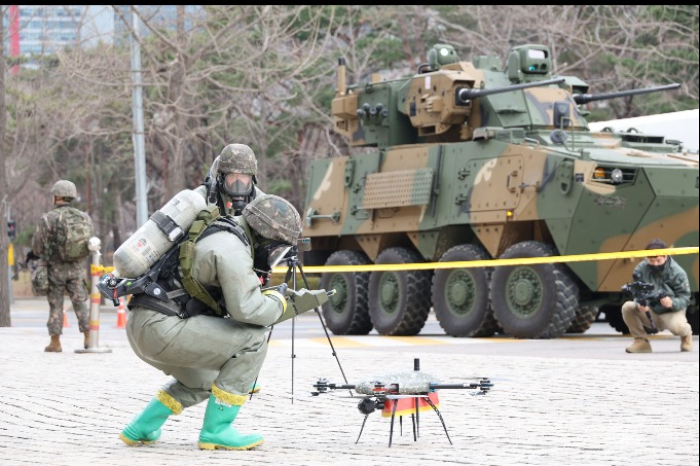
[[302, 44, 699, 339]]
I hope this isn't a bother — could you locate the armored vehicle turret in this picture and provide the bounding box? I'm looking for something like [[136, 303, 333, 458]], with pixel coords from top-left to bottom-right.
[[303, 44, 699, 339]]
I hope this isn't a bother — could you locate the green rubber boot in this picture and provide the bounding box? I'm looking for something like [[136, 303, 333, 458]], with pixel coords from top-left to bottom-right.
[[119, 395, 176, 445], [198, 395, 264, 450]]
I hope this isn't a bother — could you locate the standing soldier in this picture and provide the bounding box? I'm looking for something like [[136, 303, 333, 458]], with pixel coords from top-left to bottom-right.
[[30, 180, 94, 352]]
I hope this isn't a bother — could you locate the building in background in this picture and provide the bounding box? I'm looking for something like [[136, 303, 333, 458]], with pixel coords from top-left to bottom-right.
[[3, 5, 201, 64], [112, 5, 201, 44], [3, 6, 113, 59]]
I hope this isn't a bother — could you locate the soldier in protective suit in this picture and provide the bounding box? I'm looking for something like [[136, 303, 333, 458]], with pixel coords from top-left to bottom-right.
[[195, 143, 264, 216], [30, 180, 93, 352], [120, 194, 301, 450]]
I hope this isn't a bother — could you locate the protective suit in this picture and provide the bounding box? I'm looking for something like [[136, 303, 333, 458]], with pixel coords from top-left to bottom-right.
[[120, 194, 301, 450]]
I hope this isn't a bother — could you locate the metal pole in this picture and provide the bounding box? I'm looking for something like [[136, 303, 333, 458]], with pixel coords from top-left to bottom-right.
[[76, 238, 112, 354], [130, 8, 148, 227], [7, 206, 13, 304]]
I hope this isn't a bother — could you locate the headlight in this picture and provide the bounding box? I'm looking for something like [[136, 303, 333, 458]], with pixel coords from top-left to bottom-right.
[[610, 168, 624, 184], [590, 166, 636, 185]]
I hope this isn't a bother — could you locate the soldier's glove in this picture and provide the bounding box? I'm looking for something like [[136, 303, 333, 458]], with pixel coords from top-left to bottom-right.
[[26, 251, 40, 262], [262, 283, 289, 313], [275, 288, 335, 324]]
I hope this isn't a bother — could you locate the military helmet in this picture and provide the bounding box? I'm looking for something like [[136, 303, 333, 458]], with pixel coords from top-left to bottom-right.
[[217, 143, 258, 176], [50, 180, 77, 199], [242, 194, 301, 245]]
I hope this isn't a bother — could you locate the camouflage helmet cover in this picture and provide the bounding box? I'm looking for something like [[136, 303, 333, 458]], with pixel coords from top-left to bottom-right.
[[51, 180, 77, 199], [242, 194, 301, 245], [217, 144, 258, 176]]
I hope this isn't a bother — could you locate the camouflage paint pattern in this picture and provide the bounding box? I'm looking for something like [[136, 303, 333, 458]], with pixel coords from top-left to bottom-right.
[[46, 261, 90, 335], [50, 179, 78, 198], [242, 194, 302, 245], [216, 144, 258, 175], [303, 44, 698, 338]]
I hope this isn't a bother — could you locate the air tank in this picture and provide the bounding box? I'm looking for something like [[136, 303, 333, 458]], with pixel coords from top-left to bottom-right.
[[113, 189, 206, 278]]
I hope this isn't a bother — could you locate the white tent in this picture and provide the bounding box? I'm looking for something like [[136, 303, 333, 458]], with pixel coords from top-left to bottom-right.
[[588, 109, 699, 152]]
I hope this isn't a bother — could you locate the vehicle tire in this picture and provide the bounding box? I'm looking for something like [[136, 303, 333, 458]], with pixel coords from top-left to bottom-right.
[[689, 310, 699, 336], [603, 305, 629, 334], [490, 241, 578, 339], [368, 247, 432, 336], [566, 306, 599, 334], [688, 293, 699, 335], [432, 244, 498, 337], [320, 250, 373, 335]]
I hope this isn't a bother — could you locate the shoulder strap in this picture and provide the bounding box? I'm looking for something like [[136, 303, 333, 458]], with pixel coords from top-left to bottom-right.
[[178, 206, 251, 315]]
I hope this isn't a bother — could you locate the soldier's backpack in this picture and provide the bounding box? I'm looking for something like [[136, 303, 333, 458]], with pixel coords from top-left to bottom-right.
[[49, 207, 93, 262]]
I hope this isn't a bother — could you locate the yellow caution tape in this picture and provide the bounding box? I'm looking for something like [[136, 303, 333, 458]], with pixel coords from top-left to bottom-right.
[[272, 247, 698, 274]]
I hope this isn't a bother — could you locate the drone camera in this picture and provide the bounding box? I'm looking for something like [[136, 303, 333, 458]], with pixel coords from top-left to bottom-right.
[[358, 398, 380, 415]]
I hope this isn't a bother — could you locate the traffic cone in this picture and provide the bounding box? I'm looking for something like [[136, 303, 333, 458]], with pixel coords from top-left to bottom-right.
[[63, 307, 70, 328], [116, 297, 127, 329]]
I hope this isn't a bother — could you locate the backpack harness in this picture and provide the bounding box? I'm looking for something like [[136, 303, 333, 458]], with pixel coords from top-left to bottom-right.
[[101, 206, 252, 319]]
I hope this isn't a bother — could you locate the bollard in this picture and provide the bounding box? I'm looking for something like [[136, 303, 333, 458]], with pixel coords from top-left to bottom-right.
[[75, 237, 112, 354]]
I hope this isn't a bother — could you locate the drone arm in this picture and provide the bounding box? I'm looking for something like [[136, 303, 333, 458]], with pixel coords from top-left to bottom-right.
[[431, 383, 479, 389]]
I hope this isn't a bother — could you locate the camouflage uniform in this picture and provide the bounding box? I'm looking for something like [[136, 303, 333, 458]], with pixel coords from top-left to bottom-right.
[[31, 205, 92, 336]]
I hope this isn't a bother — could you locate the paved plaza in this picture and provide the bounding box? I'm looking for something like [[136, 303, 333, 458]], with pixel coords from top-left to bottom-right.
[[1, 298, 698, 465]]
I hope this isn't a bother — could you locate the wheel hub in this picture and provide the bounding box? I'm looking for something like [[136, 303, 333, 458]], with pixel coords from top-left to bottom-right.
[[379, 273, 399, 313], [446, 271, 475, 315], [506, 267, 542, 317], [328, 274, 348, 314]]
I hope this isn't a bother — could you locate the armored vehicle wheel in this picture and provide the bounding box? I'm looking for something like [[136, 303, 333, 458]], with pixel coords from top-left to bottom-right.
[[689, 293, 699, 335], [320, 250, 373, 335], [602, 305, 629, 334], [491, 241, 578, 339], [368, 247, 432, 336], [689, 310, 699, 335], [432, 244, 499, 337], [566, 306, 599, 334]]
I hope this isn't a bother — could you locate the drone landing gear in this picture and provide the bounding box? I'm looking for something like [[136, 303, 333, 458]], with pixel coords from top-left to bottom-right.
[[356, 394, 452, 447]]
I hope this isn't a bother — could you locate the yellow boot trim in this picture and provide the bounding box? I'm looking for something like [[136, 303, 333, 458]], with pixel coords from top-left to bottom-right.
[[212, 384, 248, 406], [198, 439, 264, 451], [155, 389, 183, 415]]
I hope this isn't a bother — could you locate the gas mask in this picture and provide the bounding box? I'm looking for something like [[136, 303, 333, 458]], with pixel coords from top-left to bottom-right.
[[218, 172, 254, 214], [253, 240, 293, 286]]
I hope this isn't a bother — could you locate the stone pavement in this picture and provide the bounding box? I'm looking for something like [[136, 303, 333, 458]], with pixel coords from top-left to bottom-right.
[[0, 299, 698, 466]]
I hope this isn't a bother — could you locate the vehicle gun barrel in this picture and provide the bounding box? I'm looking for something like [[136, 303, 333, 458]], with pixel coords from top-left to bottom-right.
[[573, 83, 680, 105], [457, 77, 565, 103]]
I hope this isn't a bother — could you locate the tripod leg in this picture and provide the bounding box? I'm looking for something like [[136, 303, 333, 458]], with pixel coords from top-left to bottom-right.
[[296, 260, 352, 391]]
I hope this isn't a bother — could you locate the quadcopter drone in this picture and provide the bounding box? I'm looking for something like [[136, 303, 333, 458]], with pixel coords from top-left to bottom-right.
[[311, 358, 493, 447]]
